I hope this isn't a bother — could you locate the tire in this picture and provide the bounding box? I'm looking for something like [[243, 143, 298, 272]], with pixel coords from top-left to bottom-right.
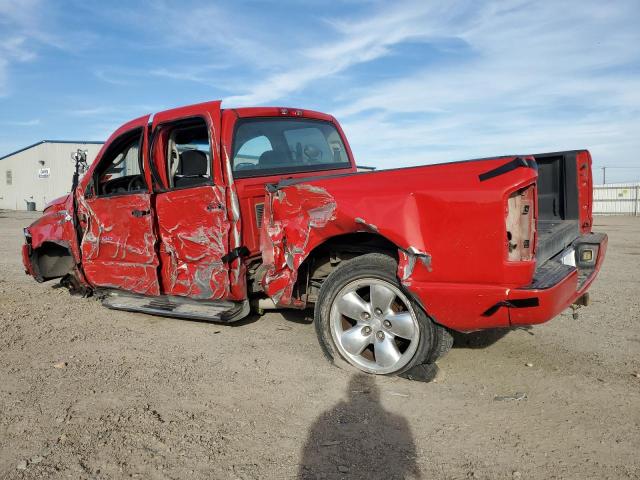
[[427, 324, 454, 363], [314, 253, 436, 377]]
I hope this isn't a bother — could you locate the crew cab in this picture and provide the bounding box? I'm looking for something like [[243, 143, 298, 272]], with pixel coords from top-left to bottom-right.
[[21, 101, 607, 380]]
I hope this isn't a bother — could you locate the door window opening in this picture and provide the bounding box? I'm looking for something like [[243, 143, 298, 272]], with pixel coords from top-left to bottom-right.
[[164, 120, 211, 189], [92, 130, 145, 197]]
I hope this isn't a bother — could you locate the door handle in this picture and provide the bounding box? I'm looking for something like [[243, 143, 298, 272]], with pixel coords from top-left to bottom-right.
[[131, 209, 151, 218]]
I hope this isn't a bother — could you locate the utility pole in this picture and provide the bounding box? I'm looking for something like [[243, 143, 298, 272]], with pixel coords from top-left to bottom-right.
[[601, 166, 606, 185]]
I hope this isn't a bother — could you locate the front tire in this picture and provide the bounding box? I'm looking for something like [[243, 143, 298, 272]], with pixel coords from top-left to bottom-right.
[[314, 253, 436, 377]]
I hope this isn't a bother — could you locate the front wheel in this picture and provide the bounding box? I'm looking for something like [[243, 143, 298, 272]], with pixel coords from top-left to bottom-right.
[[314, 253, 436, 377]]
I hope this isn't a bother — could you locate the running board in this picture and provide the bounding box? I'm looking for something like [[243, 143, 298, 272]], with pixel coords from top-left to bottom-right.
[[100, 290, 250, 323]]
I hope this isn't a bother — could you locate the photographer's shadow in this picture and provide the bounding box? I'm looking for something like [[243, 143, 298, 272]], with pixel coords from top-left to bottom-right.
[[298, 374, 420, 479]]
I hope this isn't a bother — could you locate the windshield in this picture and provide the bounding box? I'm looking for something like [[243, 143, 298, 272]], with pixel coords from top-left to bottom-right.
[[232, 118, 350, 178]]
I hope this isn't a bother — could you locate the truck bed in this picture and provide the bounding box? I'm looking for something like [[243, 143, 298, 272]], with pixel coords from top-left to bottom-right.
[[536, 219, 579, 264], [534, 151, 582, 264]]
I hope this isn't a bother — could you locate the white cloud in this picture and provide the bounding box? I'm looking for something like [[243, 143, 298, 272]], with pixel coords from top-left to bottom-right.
[[66, 104, 160, 118], [183, 0, 637, 176], [2, 0, 637, 180], [140, 2, 285, 70], [0, 0, 48, 95], [0, 34, 37, 96], [224, 1, 464, 105], [332, 0, 640, 174], [3, 118, 40, 126], [0, 0, 95, 95]]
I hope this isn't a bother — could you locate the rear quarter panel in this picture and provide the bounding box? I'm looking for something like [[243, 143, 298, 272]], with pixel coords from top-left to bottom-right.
[[261, 156, 539, 317]]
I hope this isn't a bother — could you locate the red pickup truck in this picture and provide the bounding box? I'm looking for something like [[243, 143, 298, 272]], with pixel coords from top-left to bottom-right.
[[21, 101, 607, 380]]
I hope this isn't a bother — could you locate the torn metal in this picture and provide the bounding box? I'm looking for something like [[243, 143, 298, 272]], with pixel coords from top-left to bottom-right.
[[260, 180, 439, 308], [261, 184, 337, 307], [155, 185, 230, 300], [397, 246, 433, 283], [354, 217, 378, 232]]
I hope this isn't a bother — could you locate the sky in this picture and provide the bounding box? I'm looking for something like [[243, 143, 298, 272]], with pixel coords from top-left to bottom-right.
[[1, 0, 639, 183]]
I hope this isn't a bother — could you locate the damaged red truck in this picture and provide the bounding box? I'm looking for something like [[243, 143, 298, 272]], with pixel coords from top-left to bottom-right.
[[22, 101, 607, 379]]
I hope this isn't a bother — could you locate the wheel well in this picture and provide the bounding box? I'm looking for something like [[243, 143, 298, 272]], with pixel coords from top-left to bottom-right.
[[32, 242, 75, 281], [297, 232, 399, 304]]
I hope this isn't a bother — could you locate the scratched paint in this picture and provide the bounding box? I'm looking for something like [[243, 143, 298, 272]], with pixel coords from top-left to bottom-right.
[[155, 185, 230, 300], [21, 102, 603, 334], [354, 217, 378, 232], [397, 246, 433, 283], [258, 154, 541, 328], [77, 192, 160, 295], [222, 144, 247, 300], [261, 184, 337, 307]]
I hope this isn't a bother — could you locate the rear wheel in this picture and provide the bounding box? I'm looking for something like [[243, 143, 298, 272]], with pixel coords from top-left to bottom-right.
[[314, 253, 436, 377]]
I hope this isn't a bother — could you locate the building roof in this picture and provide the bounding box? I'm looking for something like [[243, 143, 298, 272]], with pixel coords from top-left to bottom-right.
[[0, 140, 104, 162]]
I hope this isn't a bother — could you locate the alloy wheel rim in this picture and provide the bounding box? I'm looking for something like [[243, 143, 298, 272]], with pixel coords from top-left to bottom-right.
[[329, 278, 420, 374]]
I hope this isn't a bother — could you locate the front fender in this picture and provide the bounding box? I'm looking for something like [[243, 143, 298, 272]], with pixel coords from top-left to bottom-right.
[[23, 194, 82, 280]]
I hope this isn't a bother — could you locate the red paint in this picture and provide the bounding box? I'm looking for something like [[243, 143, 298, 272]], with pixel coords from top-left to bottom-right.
[[43, 194, 69, 213], [262, 156, 540, 309], [154, 186, 230, 299], [21, 100, 607, 334], [77, 192, 160, 295], [576, 150, 594, 233]]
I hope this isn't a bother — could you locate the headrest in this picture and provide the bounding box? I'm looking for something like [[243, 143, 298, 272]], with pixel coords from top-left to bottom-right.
[[179, 150, 207, 176], [258, 150, 286, 167]]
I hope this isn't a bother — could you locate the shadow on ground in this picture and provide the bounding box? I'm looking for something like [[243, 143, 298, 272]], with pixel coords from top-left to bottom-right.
[[298, 374, 421, 479], [451, 326, 533, 349]]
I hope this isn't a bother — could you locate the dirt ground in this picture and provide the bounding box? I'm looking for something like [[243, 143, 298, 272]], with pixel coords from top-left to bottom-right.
[[0, 211, 638, 480]]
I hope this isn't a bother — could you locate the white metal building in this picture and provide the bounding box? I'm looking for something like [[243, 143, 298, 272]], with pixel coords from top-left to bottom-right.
[[0, 140, 103, 211], [593, 182, 640, 216]]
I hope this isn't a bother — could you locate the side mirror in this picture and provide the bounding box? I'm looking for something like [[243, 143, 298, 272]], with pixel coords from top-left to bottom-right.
[[71, 149, 89, 173], [71, 149, 89, 193]]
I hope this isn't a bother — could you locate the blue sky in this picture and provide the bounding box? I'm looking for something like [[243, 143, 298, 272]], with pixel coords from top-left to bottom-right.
[[1, 0, 639, 183]]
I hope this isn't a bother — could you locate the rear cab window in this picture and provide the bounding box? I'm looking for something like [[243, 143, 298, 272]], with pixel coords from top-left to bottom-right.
[[232, 118, 350, 178]]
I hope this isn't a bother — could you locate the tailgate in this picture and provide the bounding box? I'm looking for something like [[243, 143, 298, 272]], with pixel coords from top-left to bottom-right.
[[533, 150, 593, 264]]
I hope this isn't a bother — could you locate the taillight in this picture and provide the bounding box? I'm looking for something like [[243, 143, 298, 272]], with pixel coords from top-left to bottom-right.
[[506, 184, 536, 261]]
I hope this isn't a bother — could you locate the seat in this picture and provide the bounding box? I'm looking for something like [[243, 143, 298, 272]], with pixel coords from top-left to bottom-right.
[[174, 150, 209, 187]]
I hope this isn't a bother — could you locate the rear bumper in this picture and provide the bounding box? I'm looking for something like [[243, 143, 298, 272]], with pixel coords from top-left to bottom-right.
[[404, 232, 607, 331], [507, 232, 607, 325]]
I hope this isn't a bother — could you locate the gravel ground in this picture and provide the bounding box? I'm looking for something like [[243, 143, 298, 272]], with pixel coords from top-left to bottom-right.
[[1, 210, 639, 479]]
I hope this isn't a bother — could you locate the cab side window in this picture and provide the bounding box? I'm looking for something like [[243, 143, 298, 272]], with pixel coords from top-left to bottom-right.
[[234, 135, 273, 171], [92, 129, 146, 197], [164, 119, 211, 189]]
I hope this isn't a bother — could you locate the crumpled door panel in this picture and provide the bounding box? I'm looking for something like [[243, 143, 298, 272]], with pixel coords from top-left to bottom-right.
[[155, 185, 231, 300], [78, 193, 160, 295]]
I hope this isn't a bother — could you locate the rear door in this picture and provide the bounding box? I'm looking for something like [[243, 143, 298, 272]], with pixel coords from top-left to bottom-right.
[[150, 102, 232, 299], [77, 120, 161, 295]]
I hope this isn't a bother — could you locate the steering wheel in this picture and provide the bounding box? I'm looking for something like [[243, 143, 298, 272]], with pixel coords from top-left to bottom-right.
[[127, 176, 145, 192]]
